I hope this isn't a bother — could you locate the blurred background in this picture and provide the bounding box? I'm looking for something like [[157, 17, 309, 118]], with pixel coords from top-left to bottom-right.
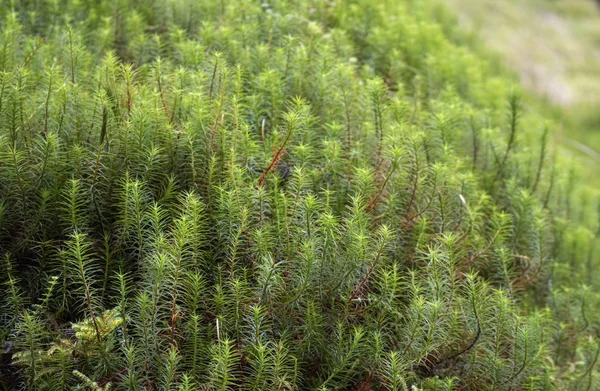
[[444, 0, 600, 156]]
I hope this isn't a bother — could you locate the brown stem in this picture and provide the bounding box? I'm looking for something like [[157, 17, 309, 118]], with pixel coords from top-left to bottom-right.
[[257, 128, 293, 187]]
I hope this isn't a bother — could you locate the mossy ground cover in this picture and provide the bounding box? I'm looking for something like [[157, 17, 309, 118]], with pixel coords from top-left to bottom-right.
[[443, 0, 600, 151], [0, 0, 599, 390]]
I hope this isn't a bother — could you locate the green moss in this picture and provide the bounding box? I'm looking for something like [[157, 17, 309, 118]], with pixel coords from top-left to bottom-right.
[[0, 0, 598, 389]]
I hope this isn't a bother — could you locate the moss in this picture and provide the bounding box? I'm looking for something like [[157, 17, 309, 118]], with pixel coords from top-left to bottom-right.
[[0, 0, 599, 389]]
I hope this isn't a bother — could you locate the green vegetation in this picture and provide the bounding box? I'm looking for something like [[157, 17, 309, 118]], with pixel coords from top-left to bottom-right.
[[0, 0, 599, 389], [444, 0, 600, 149]]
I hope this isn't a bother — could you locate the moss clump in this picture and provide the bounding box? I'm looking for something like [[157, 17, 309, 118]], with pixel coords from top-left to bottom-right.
[[0, 0, 598, 390]]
